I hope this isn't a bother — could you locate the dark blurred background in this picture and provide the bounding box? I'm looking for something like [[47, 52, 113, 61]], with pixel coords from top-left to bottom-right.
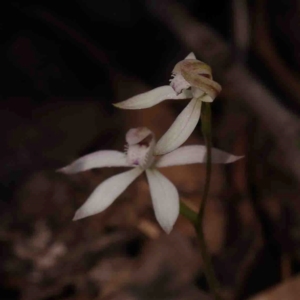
[[1, 0, 300, 299]]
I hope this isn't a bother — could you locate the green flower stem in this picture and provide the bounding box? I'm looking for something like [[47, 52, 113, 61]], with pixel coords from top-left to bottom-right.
[[197, 102, 222, 300], [178, 102, 222, 299], [180, 201, 197, 225]]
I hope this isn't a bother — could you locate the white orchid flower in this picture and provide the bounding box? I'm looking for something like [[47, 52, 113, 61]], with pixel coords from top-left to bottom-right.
[[113, 53, 222, 155], [59, 127, 242, 233]]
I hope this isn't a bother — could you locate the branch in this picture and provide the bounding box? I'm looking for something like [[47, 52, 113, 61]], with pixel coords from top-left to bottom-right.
[[253, 0, 300, 106], [232, 0, 250, 62]]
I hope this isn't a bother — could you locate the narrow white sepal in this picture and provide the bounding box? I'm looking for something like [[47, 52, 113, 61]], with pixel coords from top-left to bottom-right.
[[73, 167, 144, 220], [185, 52, 196, 59], [58, 150, 129, 174], [154, 98, 202, 155], [113, 86, 189, 110], [145, 169, 179, 233], [155, 145, 244, 168]]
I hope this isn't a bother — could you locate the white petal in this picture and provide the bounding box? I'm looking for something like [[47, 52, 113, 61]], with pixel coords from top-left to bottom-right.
[[146, 169, 179, 233], [155, 98, 202, 155], [73, 168, 143, 220], [155, 145, 244, 167], [113, 86, 189, 110], [59, 151, 129, 174], [185, 52, 196, 59]]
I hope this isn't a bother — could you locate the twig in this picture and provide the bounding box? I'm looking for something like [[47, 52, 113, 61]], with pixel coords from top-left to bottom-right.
[[232, 0, 250, 62], [254, 0, 300, 106]]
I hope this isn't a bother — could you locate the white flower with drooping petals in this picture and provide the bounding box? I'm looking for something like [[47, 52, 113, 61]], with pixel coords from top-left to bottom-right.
[[113, 53, 222, 155], [59, 127, 242, 233]]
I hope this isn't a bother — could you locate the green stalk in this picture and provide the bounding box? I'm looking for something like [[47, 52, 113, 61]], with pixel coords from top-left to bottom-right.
[[178, 101, 222, 299], [197, 102, 222, 300], [180, 201, 197, 225]]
